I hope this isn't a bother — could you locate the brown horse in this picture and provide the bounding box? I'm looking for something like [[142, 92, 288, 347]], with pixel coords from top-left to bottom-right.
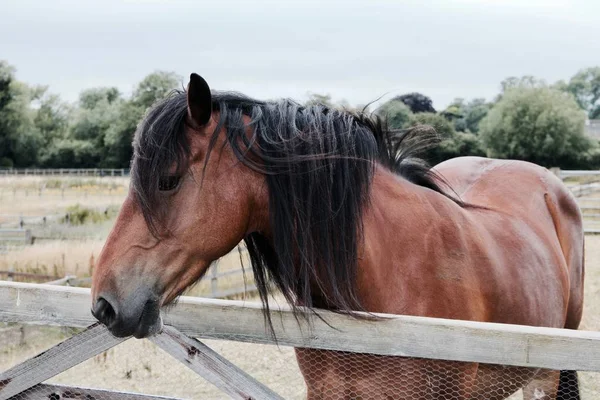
[[91, 73, 584, 399]]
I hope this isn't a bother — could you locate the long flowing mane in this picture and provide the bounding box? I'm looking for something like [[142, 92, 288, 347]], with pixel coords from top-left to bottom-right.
[[131, 90, 463, 329]]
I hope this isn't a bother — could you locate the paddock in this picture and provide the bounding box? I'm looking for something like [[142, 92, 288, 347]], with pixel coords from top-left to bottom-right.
[[2, 169, 600, 399]]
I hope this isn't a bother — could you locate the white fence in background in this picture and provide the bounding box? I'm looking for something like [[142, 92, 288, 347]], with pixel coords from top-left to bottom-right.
[[0, 168, 129, 177]]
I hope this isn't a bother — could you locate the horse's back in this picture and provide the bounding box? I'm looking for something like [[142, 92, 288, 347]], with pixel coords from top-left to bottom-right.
[[434, 156, 584, 329]]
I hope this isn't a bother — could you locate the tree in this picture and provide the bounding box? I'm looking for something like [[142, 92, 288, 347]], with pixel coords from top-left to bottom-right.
[[392, 93, 435, 114], [305, 93, 334, 108], [79, 87, 120, 109], [34, 91, 71, 166], [408, 112, 454, 139], [0, 61, 43, 167], [480, 84, 592, 168], [0, 61, 16, 166], [43, 87, 125, 168], [375, 99, 413, 129], [101, 71, 182, 167], [434, 132, 486, 162], [500, 76, 545, 93], [102, 101, 140, 167], [565, 67, 600, 118], [133, 71, 181, 110], [444, 98, 491, 133], [402, 112, 487, 164], [35, 92, 70, 140]]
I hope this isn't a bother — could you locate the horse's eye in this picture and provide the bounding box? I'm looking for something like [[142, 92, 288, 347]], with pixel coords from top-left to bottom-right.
[[158, 176, 181, 192]]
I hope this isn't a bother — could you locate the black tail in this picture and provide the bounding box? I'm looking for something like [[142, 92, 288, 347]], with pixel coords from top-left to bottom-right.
[[557, 370, 580, 400]]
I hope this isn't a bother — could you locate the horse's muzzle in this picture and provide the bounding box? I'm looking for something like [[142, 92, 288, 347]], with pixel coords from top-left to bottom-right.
[[91, 290, 163, 338]]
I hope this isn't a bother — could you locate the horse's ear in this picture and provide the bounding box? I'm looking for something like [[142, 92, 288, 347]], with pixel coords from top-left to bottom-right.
[[187, 73, 212, 126]]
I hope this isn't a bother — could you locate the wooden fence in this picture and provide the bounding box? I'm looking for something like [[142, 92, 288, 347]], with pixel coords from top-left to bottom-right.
[[0, 229, 32, 244], [1, 281, 600, 399]]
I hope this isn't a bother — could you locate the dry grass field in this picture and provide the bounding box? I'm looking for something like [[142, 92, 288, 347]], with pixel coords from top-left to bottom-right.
[[2, 175, 600, 399], [0, 176, 128, 220]]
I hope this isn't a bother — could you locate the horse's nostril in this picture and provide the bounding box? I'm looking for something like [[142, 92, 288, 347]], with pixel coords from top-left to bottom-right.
[[93, 297, 117, 326]]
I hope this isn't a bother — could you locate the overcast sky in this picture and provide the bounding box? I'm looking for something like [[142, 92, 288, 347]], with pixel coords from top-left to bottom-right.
[[2, 0, 599, 109]]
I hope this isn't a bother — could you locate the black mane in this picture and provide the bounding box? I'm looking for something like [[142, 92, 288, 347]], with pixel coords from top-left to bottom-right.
[[131, 90, 461, 329]]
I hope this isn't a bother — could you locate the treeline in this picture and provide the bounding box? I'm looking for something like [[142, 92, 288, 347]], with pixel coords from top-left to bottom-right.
[[309, 69, 600, 169], [1, 60, 599, 169], [369, 70, 600, 169], [0, 60, 181, 168]]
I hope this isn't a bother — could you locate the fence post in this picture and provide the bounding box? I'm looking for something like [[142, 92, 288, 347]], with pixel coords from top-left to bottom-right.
[[211, 265, 218, 297]]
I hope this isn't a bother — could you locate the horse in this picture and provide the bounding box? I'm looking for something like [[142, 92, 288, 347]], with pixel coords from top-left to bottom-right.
[[91, 73, 584, 399]]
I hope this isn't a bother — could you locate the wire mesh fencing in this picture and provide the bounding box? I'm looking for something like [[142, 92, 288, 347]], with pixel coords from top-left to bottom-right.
[[2, 323, 600, 400]]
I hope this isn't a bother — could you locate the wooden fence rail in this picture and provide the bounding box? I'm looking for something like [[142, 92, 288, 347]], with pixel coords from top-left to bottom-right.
[[2, 281, 600, 372], [0, 323, 283, 400], [15, 384, 183, 400], [0, 229, 32, 244]]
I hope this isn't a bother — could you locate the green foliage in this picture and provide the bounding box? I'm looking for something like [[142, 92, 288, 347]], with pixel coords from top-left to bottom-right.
[[0, 157, 13, 167], [38, 72, 178, 168], [500, 76, 546, 93], [408, 112, 455, 139], [406, 112, 486, 163], [305, 93, 334, 108], [0, 62, 40, 167], [102, 101, 140, 167], [480, 84, 592, 168], [393, 93, 436, 114], [35, 93, 70, 140], [62, 204, 118, 225], [41, 138, 99, 168], [564, 67, 600, 118], [444, 98, 491, 133], [79, 87, 120, 109], [375, 100, 413, 129], [133, 71, 181, 110], [2, 81, 44, 166], [432, 132, 486, 163]]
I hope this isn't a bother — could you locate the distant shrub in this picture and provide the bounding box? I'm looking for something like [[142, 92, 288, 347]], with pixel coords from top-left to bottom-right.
[[0, 157, 13, 168], [62, 204, 119, 225]]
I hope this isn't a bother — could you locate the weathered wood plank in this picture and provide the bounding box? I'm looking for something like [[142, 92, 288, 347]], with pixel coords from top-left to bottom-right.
[[13, 383, 183, 400], [0, 282, 92, 327], [2, 281, 600, 371], [0, 323, 125, 400], [150, 326, 283, 400]]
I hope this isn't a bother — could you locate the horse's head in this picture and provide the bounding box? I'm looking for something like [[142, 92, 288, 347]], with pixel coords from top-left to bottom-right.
[[91, 73, 419, 338], [91, 74, 268, 338]]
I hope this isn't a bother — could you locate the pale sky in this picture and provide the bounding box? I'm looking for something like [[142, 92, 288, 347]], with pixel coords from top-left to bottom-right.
[[2, 0, 599, 109]]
